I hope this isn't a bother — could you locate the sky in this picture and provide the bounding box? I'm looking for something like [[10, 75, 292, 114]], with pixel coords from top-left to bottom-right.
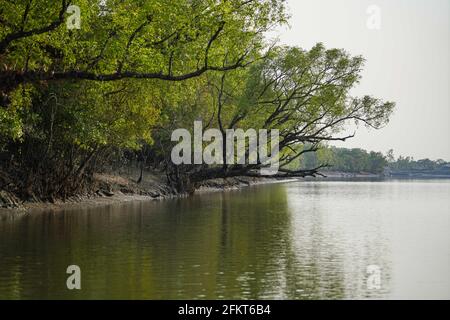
[[271, 0, 449, 160]]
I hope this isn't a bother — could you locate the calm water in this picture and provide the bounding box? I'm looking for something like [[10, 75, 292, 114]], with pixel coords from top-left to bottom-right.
[[0, 180, 449, 299]]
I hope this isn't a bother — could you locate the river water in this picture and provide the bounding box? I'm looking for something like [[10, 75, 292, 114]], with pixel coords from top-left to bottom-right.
[[0, 179, 449, 299]]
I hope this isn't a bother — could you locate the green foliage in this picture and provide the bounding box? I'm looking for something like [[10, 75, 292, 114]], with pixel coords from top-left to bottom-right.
[[33, 80, 160, 150], [327, 147, 387, 173], [1, 0, 287, 81], [389, 155, 449, 171], [0, 0, 287, 145], [296, 146, 387, 174]]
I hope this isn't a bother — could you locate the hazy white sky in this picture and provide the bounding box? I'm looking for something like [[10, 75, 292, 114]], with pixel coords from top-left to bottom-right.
[[273, 0, 449, 160]]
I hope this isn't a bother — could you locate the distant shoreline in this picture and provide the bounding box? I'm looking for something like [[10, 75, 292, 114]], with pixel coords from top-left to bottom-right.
[[320, 170, 450, 180]]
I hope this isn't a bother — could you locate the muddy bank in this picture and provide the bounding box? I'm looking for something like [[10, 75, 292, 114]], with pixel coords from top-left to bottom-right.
[[0, 169, 388, 212], [0, 171, 291, 212]]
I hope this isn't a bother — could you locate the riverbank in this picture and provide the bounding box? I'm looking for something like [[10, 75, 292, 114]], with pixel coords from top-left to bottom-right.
[[319, 171, 382, 178], [0, 171, 290, 212], [318, 170, 450, 179], [3, 168, 449, 213]]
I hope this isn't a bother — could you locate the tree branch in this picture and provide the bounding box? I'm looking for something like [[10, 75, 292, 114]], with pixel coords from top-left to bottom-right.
[[0, 0, 68, 54]]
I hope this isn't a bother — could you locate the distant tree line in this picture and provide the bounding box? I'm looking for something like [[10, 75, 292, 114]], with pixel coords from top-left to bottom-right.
[[297, 147, 450, 175], [386, 151, 450, 173]]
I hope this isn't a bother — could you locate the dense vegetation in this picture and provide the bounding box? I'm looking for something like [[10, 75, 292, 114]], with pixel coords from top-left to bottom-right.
[[298, 147, 450, 175], [0, 0, 395, 201], [299, 147, 387, 174], [387, 153, 450, 174]]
